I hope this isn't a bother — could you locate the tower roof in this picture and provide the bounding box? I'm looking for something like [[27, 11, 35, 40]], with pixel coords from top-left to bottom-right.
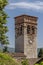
[[15, 14, 38, 20], [14, 14, 38, 24]]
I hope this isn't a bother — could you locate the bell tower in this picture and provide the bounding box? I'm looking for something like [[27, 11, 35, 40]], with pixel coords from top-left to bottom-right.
[[15, 15, 38, 58]]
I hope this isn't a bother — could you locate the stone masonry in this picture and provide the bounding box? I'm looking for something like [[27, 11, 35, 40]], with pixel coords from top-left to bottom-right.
[[15, 15, 38, 58]]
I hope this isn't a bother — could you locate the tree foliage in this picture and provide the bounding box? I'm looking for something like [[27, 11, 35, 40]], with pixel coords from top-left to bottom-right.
[[0, 53, 20, 65], [21, 59, 29, 65], [3, 46, 8, 52], [35, 62, 43, 65], [0, 0, 9, 45], [38, 48, 43, 58]]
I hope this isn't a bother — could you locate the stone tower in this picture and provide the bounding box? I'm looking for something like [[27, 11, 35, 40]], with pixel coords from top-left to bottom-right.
[[15, 15, 38, 58]]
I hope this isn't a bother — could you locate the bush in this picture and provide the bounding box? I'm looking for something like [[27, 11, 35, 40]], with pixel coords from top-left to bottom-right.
[[35, 62, 43, 65], [0, 53, 20, 65], [21, 59, 29, 65]]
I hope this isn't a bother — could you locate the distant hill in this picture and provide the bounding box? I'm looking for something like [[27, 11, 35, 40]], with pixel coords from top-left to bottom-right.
[[7, 47, 15, 53], [0, 45, 43, 54], [0, 45, 15, 53]]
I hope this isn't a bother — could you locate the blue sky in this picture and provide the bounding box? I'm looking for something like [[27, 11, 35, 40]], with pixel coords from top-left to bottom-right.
[[5, 0, 43, 48]]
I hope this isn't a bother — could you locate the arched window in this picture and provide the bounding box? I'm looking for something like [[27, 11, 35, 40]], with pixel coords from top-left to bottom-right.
[[32, 26, 35, 34], [27, 25, 30, 34]]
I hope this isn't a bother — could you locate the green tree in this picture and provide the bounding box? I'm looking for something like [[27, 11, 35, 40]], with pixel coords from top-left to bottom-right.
[[0, 53, 20, 65], [3, 45, 8, 52], [35, 62, 43, 65], [35, 64, 39, 65], [0, 0, 9, 50], [21, 59, 29, 65], [40, 62, 43, 65], [38, 48, 43, 58]]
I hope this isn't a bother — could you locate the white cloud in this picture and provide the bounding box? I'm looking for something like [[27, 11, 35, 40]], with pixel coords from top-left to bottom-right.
[[6, 1, 43, 11]]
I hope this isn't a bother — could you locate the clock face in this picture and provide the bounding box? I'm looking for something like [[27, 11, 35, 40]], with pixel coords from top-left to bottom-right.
[[28, 35, 34, 44], [28, 38, 33, 44], [29, 40, 33, 44]]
